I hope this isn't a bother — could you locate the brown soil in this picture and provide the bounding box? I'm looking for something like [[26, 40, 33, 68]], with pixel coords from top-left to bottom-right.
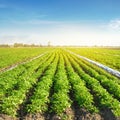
[[50, 107, 75, 120], [24, 113, 45, 120], [1, 108, 120, 120], [65, 107, 75, 120], [73, 108, 102, 120], [100, 108, 120, 120], [0, 114, 18, 120]]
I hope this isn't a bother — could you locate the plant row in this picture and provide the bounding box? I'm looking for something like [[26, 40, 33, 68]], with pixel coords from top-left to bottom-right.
[[63, 54, 98, 113], [67, 48, 120, 71], [77, 57, 120, 84], [0, 53, 55, 116], [71, 54, 120, 100], [0, 53, 51, 100], [50, 53, 71, 118], [67, 52, 120, 117], [0, 47, 53, 69], [26, 53, 59, 114]]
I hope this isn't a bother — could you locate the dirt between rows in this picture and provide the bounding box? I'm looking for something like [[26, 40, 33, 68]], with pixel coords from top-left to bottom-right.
[[0, 108, 120, 120]]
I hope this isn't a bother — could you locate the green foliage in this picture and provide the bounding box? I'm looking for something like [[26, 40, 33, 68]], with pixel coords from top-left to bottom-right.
[[0, 52, 55, 116], [72, 55, 120, 99], [0, 48, 120, 118], [51, 92, 71, 114], [51, 54, 71, 116], [64, 55, 98, 113], [0, 47, 53, 69], [67, 47, 120, 71], [68, 54, 120, 116], [26, 53, 58, 114]]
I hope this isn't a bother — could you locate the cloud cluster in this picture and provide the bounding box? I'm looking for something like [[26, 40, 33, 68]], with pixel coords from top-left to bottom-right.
[[108, 19, 120, 30], [0, 18, 120, 46]]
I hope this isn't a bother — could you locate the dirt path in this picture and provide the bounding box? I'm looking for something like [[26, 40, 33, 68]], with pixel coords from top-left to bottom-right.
[[66, 49, 120, 78], [0, 52, 48, 74]]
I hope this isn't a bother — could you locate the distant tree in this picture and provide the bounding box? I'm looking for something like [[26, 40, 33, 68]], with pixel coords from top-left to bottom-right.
[[13, 43, 44, 47], [14, 43, 24, 47], [0, 44, 9, 47]]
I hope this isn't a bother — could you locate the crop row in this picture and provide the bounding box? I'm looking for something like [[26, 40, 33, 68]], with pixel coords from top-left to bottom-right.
[[0, 53, 52, 100], [50, 53, 71, 118], [0, 52, 55, 116], [67, 48, 120, 71], [66, 52, 120, 116], [71, 54, 120, 100], [0, 47, 53, 70], [63, 53, 98, 113], [26, 52, 59, 114], [77, 57, 120, 84], [0, 49, 120, 119]]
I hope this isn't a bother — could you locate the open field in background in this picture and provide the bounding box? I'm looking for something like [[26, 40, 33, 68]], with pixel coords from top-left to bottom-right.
[[0, 47, 54, 71], [67, 47, 120, 72], [0, 47, 120, 120]]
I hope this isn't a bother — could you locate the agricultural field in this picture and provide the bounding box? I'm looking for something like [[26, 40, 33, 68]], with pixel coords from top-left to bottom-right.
[[0, 47, 53, 71], [0, 48, 120, 120], [67, 47, 120, 71]]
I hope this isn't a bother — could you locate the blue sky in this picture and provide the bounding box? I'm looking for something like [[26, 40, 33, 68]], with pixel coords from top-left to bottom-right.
[[0, 0, 120, 46]]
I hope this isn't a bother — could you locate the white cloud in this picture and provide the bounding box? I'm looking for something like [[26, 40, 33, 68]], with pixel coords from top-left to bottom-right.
[[0, 20, 120, 46], [109, 19, 120, 30]]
